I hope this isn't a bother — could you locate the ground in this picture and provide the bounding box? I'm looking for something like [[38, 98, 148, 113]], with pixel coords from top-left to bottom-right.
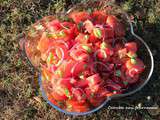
[[0, 0, 160, 120]]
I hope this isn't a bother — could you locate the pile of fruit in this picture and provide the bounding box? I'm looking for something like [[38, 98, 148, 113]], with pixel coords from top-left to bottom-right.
[[25, 10, 145, 112]]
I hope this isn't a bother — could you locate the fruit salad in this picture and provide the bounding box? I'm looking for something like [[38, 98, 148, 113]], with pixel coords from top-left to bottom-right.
[[25, 10, 145, 112]]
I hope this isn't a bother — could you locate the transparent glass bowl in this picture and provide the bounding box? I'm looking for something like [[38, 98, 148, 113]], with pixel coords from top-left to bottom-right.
[[18, 0, 154, 115]]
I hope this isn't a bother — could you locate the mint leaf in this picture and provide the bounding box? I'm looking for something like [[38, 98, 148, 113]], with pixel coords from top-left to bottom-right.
[[93, 28, 102, 39], [115, 70, 121, 77], [82, 45, 92, 53], [123, 81, 128, 85], [131, 58, 137, 64]]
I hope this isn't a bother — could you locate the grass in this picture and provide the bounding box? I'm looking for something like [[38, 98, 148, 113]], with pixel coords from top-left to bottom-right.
[[0, 0, 160, 119]]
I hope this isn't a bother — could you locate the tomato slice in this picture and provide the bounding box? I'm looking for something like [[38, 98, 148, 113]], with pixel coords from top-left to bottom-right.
[[91, 10, 108, 24], [106, 15, 125, 37], [50, 90, 68, 101], [85, 87, 105, 107], [69, 11, 90, 24], [125, 42, 137, 53], [125, 58, 145, 73], [72, 88, 86, 102], [46, 19, 62, 32], [75, 33, 89, 44], [66, 99, 89, 112], [86, 74, 102, 86], [70, 49, 89, 62], [54, 60, 75, 78]]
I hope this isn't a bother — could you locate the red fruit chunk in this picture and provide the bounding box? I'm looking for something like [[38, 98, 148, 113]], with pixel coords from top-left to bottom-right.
[[125, 42, 138, 53], [75, 33, 89, 44], [106, 15, 125, 37], [86, 74, 102, 86], [46, 19, 62, 32], [125, 58, 145, 73], [66, 99, 89, 112], [91, 10, 108, 24], [69, 11, 90, 24]]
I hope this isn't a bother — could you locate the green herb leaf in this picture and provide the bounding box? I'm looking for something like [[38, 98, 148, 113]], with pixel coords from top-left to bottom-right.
[[58, 30, 66, 37], [82, 45, 92, 53], [47, 52, 54, 63], [84, 35, 89, 40], [65, 88, 72, 99], [90, 93, 95, 98], [55, 70, 63, 78], [131, 58, 137, 64], [123, 81, 128, 85], [93, 28, 102, 39], [115, 70, 121, 77], [100, 42, 108, 49], [83, 64, 88, 69], [127, 52, 137, 58], [77, 22, 83, 30]]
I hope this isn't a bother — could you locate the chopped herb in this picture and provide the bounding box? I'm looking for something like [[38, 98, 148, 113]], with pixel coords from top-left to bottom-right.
[[82, 45, 92, 53], [84, 35, 89, 40], [58, 30, 66, 37], [90, 78, 94, 84], [100, 42, 108, 49], [90, 93, 95, 98], [65, 89, 72, 99], [83, 64, 88, 69], [115, 70, 121, 77], [123, 81, 128, 85], [47, 52, 54, 63], [65, 88, 69, 96], [55, 70, 63, 78], [127, 52, 137, 58], [131, 58, 137, 64], [47, 33, 58, 39], [77, 22, 83, 30], [67, 104, 72, 109], [93, 28, 102, 39]]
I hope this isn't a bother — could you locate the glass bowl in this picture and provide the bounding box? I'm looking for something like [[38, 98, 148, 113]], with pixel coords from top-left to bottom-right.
[[18, 0, 154, 116]]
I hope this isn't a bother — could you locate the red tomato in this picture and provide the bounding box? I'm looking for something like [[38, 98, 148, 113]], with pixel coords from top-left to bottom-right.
[[57, 78, 73, 89], [75, 33, 89, 44], [103, 27, 114, 39], [54, 60, 75, 78], [86, 74, 102, 86], [37, 33, 54, 60], [70, 49, 89, 62], [50, 90, 68, 101], [85, 88, 105, 107], [118, 48, 127, 58], [48, 94, 59, 106], [106, 15, 125, 37], [69, 11, 90, 23], [66, 99, 89, 112], [125, 42, 137, 52], [46, 19, 62, 32], [72, 88, 86, 102], [125, 58, 145, 73], [91, 10, 108, 24], [76, 79, 88, 88], [71, 61, 88, 77]]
